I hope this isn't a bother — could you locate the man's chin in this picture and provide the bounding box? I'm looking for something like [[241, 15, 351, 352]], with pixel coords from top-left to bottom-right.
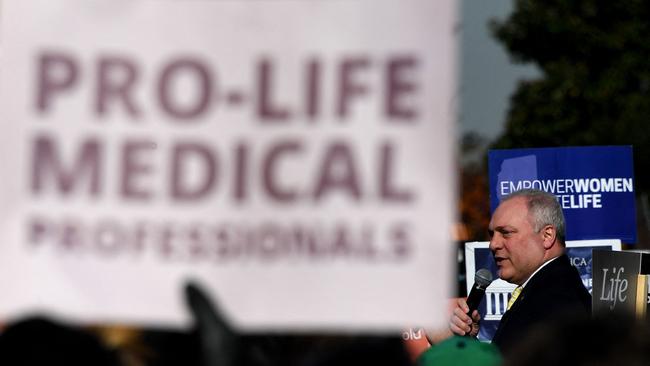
[[497, 269, 511, 282]]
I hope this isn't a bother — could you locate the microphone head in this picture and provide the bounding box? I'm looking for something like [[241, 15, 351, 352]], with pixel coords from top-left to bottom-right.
[[475, 268, 493, 287]]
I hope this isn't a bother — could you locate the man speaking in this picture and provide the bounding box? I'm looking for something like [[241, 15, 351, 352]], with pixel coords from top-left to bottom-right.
[[449, 189, 591, 354]]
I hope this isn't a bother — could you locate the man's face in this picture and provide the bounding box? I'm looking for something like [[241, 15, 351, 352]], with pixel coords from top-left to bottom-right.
[[488, 196, 546, 285]]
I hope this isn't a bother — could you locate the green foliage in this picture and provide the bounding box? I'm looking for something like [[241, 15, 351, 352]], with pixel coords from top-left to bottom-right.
[[491, 0, 650, 190]]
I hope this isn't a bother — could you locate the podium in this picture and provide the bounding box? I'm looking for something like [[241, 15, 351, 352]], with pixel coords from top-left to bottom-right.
[[592, 250, 650, 317]]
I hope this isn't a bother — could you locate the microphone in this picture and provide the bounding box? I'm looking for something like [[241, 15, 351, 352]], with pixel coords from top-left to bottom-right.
[[466, 268, 493, 315]]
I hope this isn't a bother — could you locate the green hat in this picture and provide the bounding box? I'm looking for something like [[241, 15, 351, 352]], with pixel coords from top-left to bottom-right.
[[417, 336, 501, 366]]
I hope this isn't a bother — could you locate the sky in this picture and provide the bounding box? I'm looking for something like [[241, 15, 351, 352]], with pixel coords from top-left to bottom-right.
[[459, 0, 539, 142]]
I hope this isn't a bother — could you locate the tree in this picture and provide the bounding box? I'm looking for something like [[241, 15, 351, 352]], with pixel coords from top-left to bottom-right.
[[459, 132, 491, 241], [490, 0, 650, 192]]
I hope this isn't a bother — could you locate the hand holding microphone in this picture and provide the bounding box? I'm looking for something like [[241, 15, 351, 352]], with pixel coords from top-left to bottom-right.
[[449, 269, 493, 337], [465, 268, 493, 315]]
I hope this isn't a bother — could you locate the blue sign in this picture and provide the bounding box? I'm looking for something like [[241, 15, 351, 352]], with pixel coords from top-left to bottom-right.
[[488, 146, 637, 243]]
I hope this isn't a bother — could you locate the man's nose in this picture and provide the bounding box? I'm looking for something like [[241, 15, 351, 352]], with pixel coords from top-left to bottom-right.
[[489, 236, 501, 251]]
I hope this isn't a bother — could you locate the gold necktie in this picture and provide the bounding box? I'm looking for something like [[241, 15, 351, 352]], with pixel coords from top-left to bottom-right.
[[507, 286, 523, 310]]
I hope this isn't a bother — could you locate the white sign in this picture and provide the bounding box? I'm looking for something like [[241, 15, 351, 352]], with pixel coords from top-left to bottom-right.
[[0, 0, 457, 331]]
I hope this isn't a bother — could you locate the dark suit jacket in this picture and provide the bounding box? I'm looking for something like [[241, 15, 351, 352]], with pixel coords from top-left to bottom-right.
[[491, 254, 591, 355]]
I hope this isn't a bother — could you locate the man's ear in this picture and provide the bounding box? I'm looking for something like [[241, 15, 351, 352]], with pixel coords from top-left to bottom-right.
[[541, 224, 557, 249]]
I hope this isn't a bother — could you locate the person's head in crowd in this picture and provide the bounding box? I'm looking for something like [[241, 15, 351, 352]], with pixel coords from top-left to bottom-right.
[[417, 336, 501, 366], [504, 314, 650, 366], [0, 316, 121, 366], [489, 188, 565, 285]]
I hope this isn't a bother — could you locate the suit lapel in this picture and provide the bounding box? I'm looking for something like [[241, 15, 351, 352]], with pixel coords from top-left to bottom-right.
[[492, 257, 564, 345], [493, 286, 525, 341]]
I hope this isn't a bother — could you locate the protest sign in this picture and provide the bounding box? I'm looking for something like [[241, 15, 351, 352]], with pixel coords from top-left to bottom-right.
[[489, 146, 636, 242], [0, 0, 457, 330]]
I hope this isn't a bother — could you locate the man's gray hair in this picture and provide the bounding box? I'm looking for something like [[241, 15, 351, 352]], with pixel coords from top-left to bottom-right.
[[503, 189, 566, 245]]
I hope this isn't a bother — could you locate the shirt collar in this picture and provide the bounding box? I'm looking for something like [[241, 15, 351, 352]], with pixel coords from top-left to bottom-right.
[[521, 255, 560, 288]]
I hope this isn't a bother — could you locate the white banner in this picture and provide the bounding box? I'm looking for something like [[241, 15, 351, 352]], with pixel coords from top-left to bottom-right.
[[0, 0, 457, 331]]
